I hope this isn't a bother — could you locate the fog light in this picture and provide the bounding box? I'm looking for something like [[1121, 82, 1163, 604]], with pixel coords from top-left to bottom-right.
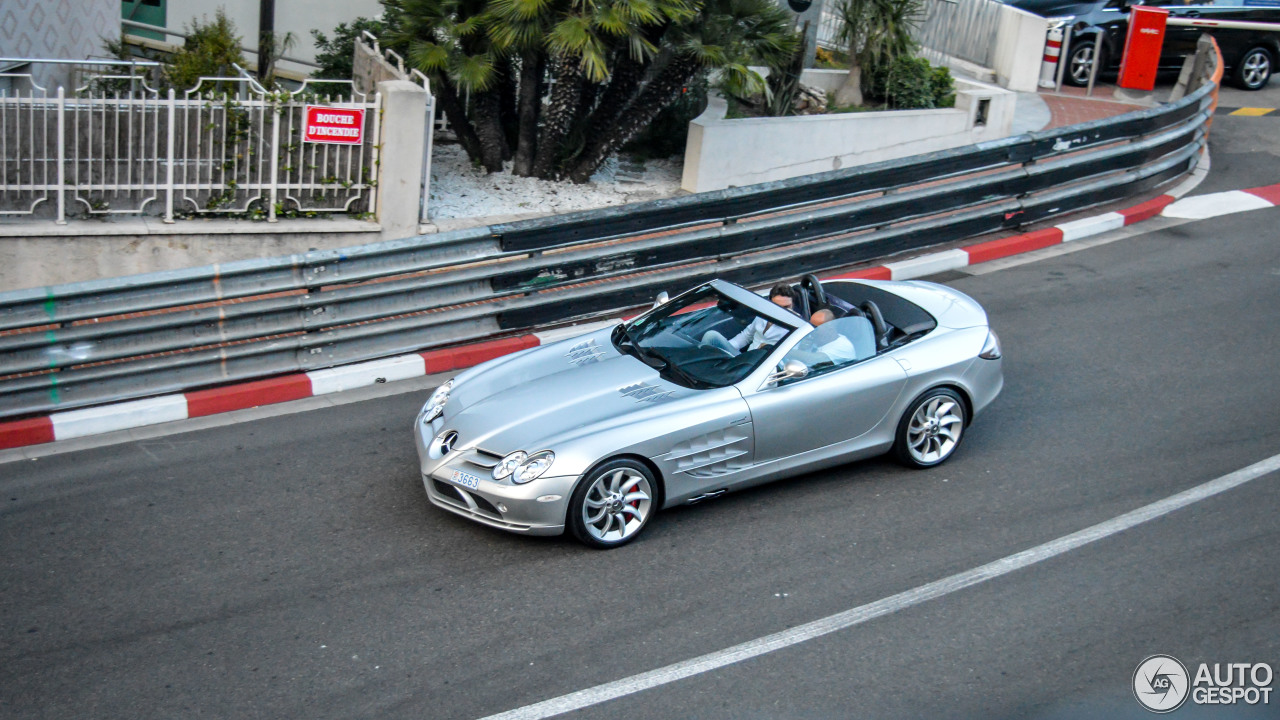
[[496, 503, 508, 513]]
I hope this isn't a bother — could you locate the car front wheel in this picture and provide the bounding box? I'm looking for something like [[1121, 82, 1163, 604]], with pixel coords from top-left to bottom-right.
[[568, 459, 657, 549], [893, 388, 967, 468], [1234, 47, 1273, 91]]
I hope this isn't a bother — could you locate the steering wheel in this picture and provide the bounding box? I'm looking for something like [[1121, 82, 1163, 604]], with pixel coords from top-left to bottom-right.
[[801, 274, 826, 312]]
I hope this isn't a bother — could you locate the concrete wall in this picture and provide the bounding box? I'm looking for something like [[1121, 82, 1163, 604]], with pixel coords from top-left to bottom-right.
[[375, 80, 428, 243], [353, 40, 403, 96], [681, 78, 1017, 193], [0, 219, 380, 291], [992, 5, 1050, 93]]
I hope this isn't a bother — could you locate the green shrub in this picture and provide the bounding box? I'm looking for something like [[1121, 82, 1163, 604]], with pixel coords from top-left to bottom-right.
[[312, 17, 385, 81], [166, 9, 247, 93], [866, 55, 954, 110]]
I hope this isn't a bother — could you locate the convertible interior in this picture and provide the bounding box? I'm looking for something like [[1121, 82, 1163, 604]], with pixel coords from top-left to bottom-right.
[[792, 275, 938, 353]]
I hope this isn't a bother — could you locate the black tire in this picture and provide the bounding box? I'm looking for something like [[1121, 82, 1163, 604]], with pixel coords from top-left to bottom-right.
[[892, 388, 968, 469], [1065, 40, 1102, 87], [1233, 47, 1273, 91], [567, 458, 658, 549]]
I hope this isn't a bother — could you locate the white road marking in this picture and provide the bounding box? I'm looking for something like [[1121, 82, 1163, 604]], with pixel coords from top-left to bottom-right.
[[1162, 190, 1274, 219], [478, 452, 1280, 720]]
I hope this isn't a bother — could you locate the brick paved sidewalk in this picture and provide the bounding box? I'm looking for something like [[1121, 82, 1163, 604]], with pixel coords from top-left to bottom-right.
[[1037, 82, 1152, 129]]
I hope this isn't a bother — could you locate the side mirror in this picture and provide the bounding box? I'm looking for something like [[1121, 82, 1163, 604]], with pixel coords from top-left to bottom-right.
[[653, 291, 669, 308], [766, 359, 809, 385]]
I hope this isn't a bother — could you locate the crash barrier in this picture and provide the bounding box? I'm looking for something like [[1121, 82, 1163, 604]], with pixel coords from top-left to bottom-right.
[[0, 39, 1222, 421]]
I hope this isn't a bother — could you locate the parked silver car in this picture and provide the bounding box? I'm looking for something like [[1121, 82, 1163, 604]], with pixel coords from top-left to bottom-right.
[[414, 277, 1003, 548]]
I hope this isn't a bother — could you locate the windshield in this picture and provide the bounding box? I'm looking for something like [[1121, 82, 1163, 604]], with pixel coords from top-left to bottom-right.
[[612, 285, 801, 388]]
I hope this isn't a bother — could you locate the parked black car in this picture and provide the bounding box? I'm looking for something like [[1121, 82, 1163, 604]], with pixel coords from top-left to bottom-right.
[[1007, 0, 1280, 89]]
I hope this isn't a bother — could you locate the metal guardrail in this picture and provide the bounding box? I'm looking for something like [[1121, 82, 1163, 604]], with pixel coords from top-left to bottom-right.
[[0, 47, 1220, 421]]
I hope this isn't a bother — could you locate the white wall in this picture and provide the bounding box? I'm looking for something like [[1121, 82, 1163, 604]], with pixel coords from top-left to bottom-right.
[[0, 0, 117, 90], [681, 78, 1016, 194], [163, 0, 384, 76], [992, 5, 1049, 93]]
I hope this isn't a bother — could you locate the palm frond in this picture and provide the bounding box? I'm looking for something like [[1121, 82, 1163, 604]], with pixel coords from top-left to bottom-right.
[[449, 50, 498, 90], [408, 39, 452, 71]]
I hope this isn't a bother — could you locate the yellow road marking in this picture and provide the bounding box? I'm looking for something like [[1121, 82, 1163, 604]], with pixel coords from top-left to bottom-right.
[[1229, 107, 1276, 116]]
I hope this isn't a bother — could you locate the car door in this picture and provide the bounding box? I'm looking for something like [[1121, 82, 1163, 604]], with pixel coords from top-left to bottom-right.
[[1154, 0, 1223, 65], [1097, 0, 1135, 66], [741, 323, 908, 467]]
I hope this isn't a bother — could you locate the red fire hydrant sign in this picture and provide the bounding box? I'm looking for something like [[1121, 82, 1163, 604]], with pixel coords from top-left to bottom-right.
[[303, 106, 365, 145]]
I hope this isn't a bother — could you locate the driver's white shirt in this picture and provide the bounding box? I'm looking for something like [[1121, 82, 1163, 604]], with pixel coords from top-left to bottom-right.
[[731, 317, 789, 351]]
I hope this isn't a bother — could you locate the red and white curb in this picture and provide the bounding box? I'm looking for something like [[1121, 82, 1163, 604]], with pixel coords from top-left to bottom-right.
[[8, 169, 1276, 453], [0, 336, 539, 451], [1161, 183, 1280, 219]]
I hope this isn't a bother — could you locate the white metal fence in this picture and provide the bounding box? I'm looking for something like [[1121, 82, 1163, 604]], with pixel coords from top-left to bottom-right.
[[818, 0, 1004, 70], [0, 67, 380, 224]]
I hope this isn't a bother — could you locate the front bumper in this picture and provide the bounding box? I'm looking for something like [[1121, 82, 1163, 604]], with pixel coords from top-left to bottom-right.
[[414, 418, 574, 536]]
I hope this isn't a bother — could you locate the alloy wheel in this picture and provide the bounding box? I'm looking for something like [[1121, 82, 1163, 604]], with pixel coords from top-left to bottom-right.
[[581, 468, 653, 543], [906, 395, 965, 464], [1242, 50, 1271, 89], [1071, 45, 1095, 85]]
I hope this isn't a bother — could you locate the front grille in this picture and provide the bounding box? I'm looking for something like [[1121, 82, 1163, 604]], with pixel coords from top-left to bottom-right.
[[433, 479, 465, 503], [470, 494, 502, 516], [430, 477, 503, 518]]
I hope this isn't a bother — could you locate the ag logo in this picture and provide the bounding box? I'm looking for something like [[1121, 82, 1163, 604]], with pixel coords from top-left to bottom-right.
[[1134, 655, 1190, 713]]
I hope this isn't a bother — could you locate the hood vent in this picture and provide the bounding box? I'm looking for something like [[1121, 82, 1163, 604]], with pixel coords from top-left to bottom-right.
[[618, 382, 675, 404], [566, 339, 606, 367]]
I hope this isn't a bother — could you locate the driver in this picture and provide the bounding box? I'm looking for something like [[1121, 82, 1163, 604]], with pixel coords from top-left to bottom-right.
[[702, 284, 799, 354]]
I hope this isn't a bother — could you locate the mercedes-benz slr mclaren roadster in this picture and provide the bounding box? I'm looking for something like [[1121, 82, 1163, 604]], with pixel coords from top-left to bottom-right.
[[414, 276, 1003, 548]]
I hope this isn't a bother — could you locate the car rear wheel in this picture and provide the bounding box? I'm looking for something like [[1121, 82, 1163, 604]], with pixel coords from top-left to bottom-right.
[[1234, 47, 1273, 91], [568, 459, 656, 549], [1065, 40, 1103, 87], [893, 388, 967, 468]]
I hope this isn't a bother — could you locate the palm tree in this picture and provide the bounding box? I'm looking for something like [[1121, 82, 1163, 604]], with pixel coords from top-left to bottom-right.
[[831, 0, 923, 108], [385, 0, 508, 171], [380, 0, 798, 183], [563, 0, 796, 183]]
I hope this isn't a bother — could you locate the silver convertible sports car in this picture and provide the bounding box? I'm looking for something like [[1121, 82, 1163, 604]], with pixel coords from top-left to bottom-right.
[[414, 276, 1003, 548]]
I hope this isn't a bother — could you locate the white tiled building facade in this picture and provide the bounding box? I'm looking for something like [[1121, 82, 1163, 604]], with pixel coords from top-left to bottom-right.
[[0, 0, 118, 90]]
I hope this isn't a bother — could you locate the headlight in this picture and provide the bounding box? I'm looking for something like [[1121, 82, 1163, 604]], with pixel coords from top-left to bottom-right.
[[513, 451, 555, 485], [421, 379, 454, 423], [1045, 15, 1075, 30], [979, 330, 1002, 360], [492, 451, 527, 481]]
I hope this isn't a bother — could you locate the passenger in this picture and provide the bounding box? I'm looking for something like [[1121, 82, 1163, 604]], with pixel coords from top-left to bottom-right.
[[703, 284, 798, 354], [808, 309, 857, 363]]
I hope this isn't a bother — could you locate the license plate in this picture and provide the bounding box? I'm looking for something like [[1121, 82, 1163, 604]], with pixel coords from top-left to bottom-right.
[[449, 469, 481, 490]]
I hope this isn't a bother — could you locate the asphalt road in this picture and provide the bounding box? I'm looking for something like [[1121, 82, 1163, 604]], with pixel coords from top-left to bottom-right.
[[2, 108, 1279, 720]]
